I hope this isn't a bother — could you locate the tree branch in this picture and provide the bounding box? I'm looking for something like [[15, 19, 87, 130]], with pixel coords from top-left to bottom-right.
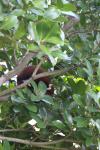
[[0, 64, 81, 99], [0, 52, 37, 86], [0, 135, 81, 149]]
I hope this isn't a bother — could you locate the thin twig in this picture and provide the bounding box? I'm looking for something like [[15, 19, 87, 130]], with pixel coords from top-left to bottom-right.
[[66, 29, 100, 38], [13, 48, 18, 65], [0, 128, 31, 132], [32, 58, 44, 77]]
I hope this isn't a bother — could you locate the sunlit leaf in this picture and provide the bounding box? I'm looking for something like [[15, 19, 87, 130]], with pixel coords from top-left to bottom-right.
[[44, 7, 60, 19], [15, 21, 26, 39], [0, 15, 18, 30], [11, 9, 25, 16], [28, 22, 40, 44]]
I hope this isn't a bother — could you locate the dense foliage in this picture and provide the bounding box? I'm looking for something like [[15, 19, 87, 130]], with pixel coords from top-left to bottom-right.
[[0, 0, 100, 150]]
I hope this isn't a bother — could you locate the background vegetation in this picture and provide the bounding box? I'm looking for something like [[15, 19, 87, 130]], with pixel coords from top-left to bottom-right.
[[0, 0, 100, 149]]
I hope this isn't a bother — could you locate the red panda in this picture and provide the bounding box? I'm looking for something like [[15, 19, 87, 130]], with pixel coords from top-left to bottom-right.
[[17, 66, 54, 95]]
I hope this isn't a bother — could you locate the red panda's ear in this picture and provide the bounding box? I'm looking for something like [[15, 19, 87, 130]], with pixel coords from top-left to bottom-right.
[[17, 66, 54, 95]]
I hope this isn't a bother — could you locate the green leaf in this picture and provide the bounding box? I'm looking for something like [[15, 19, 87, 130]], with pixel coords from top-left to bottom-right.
[[62, 110, 73, 124], [42, 95, 53, 105], [37, 119, 46, 128], [11, 95, 26, 104], [17, 0, 24, 7], [11, 9, 25, 16], [88, 91, 100, 108], [31, 8, 44, 16], [98, 139, 100, 150], [38, 81, 47, 96], [0, 51, 11, 69], [56, 0, 63, 8], [0, 15, 18, 30], [74, 117, 88, 128], [39, 107, 47, 121], [26, 13, 38, 21], [33, 0, 48, 9], [76, 80, 87, 95], [26, 104, 37, 113], [68, 78, 76, 89], [56, 1, 76, 11], [73, 94, 84, 106], [27, 43, 39, 51], [0, 15, 4, 21], [48, 55, 57, 66], [95, 119, 100, 133], [43, 23, 61, 42], [44, 7, 60, 20], [46, 36, 64, 45], [0, 144, 3, 150], [36, 20, 64, 45], [31, 81, 38, 94], [13, 107, 20, 113], [15, 21, 26, 39], [51, 50, 70, 61], [16, 89, 25, 99], [97, 60, 100, 84], [31, 94, 40, 102], [61, 3, 76, 11], [68, 78, 87, 95], [88, 106, 99, 112], [84, 60, 93, 81], [3, 141, 11, 150], [28, 22, 40, 44], [62, 11, 79, 21], [52, 120, 66, 129], [86, 137, 93, 147], [30, 113, 46, 128]]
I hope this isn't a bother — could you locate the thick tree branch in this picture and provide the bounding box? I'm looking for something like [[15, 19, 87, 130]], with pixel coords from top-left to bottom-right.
[[66, 29, 100, 38], [0, 64, 81, 99], [0, 95, 9, 101], [0, 135, 81, 149], [34, 65, 78, 80], [0, 52, 37, 86]]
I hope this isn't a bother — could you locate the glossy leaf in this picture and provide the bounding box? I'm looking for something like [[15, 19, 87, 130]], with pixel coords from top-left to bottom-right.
[[52, 120, 66, 129], [31, 94, 40, 102], [26, 104, 37, 113], [0, 15, 18, 30], [73, 94, 84, 106], [15, 21, 26, 39], [44, 7, 60, 19], [38, 81, 47, 96], [42, 95, 53, 105], [74, 117, 88, 128]]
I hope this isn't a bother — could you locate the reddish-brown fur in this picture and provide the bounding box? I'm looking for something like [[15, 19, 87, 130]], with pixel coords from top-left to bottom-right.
[[17, 66, 54, 95]]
